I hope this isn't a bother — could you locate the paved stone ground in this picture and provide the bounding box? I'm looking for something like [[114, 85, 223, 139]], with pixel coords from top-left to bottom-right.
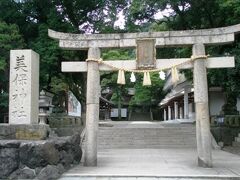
[[59, 148, 240, 179]]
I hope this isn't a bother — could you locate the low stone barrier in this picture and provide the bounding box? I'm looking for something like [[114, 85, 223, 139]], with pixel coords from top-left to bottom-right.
[[0, 124, 50, 140], [48, 116, 82, 128], [0, 134, 82, 179], [48, 116, 84, 137]]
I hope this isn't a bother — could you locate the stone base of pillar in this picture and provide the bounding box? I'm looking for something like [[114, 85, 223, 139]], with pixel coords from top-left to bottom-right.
[[198, 157, 212, 168], [196, 103, 212, 168], [0, 124, 50, 140], [84, 103, 99, 167]]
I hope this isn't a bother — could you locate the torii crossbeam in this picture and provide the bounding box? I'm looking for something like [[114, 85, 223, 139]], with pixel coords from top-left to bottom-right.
[[49, 23, 240, 168]]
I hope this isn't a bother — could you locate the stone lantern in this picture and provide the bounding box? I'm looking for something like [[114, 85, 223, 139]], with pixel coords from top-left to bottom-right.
[[39, 90, 54, 124], [128, 88, 135, 95]]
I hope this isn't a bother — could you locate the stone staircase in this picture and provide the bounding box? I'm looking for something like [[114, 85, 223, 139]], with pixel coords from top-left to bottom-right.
[[97, 123, 197, 149], [62, 122, 240, 180], [129, 112, 151, 121]]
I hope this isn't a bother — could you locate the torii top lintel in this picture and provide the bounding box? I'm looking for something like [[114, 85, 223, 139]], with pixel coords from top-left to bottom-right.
[[48, 24, 240, 50]]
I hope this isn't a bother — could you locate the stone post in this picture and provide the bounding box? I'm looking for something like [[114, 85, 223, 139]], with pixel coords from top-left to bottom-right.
[[163, 109, 167, 121], [179, 107, 183, 119], [84, 47, 100, 166], [189, 103, 193, 119], [168, 106, 171, 120], [184, 87, 189, 119], [174, 102, 178, 119], [193, 43, 212, 167], [9, 50, 39, 124]]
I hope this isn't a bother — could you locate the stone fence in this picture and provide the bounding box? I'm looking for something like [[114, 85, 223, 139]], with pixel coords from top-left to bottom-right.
[[211, 115, 240, 127], [47, 116, 84, 137], [48, 116, 82, 128], [211, 115, 240, 146]]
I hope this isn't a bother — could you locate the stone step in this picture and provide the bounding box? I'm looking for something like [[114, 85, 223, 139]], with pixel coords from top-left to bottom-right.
[[99, 136, 195, 139], [98, 134, 196, 137], [99, 131, 196, 133], [97, 140, 196, 144], [98, 144, 197, 147], [98, 140, 196, 143], [98, 135, 196, 138], [98, 134, 196, 138], [99, 136, 196, 139], [99, 132, 196, 136], [99, 130, 196, 132], [98, 141, 197, 145], [99, 130, 196, 133], [99, 129, 196, 131], [59, 175, 239, 180], [99, 131, 196, 135], [91, 125, 197, 149], [98, 146, 197, 149], [98, 138, 196, 141], [99, 132, 195, 135], [97, 134, 195, 137], [98, 141, 196, 144], [97, 140, 197, 143], [98, 143, 196, 146], [98, 142, 196, 145], [99, 125, 195, 131], [100, 131, 196, 133]]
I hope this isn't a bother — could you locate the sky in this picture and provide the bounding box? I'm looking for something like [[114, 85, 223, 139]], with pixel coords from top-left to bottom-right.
[[114, 5, 174, 29]]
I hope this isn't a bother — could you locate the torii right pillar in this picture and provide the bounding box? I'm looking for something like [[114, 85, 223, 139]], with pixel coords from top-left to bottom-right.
[[193, 43, 212, 167]]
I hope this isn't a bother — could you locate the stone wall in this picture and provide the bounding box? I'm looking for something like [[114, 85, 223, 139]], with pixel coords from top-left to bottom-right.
[[0, 134, 82, 179], [48, 116, 84, 137], [48, 116, 82, 128], [0, 124, 50, 140]]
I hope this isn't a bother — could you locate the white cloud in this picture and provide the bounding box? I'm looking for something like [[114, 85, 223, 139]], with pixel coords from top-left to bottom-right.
[[114, 10, 126, 29]]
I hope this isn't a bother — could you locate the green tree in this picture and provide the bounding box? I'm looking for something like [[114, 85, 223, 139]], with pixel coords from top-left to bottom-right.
[[129, 72, 165, 106], [125, 0, 240, 114], [0, 0, 130, 121], [101, 49, 165, 120], [0, 21, 25, 121]]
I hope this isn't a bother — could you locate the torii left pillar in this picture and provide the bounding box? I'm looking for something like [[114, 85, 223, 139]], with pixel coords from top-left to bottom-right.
[[84, 47, 100, 166]]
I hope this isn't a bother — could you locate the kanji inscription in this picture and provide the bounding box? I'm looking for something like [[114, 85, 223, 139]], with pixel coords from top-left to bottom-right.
[[9, 50, 39, 124]]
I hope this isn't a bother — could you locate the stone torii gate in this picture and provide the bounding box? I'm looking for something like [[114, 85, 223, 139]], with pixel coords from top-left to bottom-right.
[[48, 23, 240, 168]]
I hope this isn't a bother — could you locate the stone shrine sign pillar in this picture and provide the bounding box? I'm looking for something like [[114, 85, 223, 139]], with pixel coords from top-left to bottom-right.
[[9, 50, 39, 124]]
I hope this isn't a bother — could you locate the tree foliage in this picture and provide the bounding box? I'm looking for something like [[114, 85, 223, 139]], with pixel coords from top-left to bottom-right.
[[0, 20, 25, 120], [125, 0, 240, 114], [101, 49, 165, 109], [1, 0, 240, 121]]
